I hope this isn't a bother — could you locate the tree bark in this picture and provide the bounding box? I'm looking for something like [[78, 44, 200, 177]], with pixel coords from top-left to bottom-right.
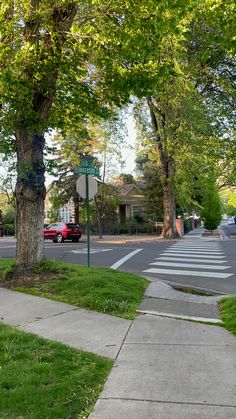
[[97, 212, 103, 239], [73, 193, 80, 224], [160, 158, 178, 238], [13, 129, 46, 276], [147, 98, 179, 239]]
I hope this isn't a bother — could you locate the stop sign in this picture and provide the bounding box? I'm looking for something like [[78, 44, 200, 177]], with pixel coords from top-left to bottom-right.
[[76, 175, 98, 200]]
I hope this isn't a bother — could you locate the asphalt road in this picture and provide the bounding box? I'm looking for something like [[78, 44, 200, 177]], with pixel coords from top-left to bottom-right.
[[1, 228, 236, 295]]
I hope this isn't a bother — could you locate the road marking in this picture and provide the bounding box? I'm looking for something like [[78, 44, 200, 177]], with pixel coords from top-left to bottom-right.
[[172, 243, 220, 246], [156, 257, 228, 264], [171, 242, 220, 245], [161, 252, 225, 258], [150, 261, 230, 270], [71, 248, 113, 254], [164, 250, 224, 254], [170, 247, 222, 251], [143, 268, 233, 278], [110, 249, 143, 270]]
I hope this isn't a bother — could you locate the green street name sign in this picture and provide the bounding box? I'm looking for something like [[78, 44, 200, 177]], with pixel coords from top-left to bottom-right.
[[74, 166, 100, 176]]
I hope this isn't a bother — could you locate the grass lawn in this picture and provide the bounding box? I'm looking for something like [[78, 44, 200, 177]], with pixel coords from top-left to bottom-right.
[[0, 259, 148, 320], [219, 296, 236, 336], [0, 323, 112, 419]]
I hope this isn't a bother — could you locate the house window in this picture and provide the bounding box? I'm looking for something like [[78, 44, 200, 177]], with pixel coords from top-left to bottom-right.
[[59, 207, 72, 223], [132, 205, 144, 217]]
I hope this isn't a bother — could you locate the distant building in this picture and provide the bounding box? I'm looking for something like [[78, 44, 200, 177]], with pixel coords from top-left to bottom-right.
[[44, 188, 74, 224], [117, 183, 145, 223], [44, 178, 146, 225]]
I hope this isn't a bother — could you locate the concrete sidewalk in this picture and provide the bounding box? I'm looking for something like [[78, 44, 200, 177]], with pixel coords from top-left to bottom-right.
[[1, 286, 235, 419], [90, 227, 236, 418], [0, 287, 131, 359], [1, 226, 236, 418], [90, 315, 236, 419]]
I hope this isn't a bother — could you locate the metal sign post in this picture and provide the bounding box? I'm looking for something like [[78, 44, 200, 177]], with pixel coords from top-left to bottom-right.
[[85, 174, 90, 267], [75, 157, 99, 268]]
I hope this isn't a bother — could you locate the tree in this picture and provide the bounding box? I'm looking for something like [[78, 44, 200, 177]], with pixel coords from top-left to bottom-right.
[[135, 154, 163, 222], [201, 177, 222, 233], [48, 127, 93, 224], [0, 2, 79, 274], [221, 189, 236, 216], [1, 0, 235, 276], [49, 113, 126, 235], [0, 1, 111, 275], [94, 183, 120, 237], [93, 0, 236, 238]]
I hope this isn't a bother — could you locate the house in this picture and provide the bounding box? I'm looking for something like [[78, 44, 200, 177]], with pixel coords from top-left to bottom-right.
[[44, 178, 146, 225], [44, 188, 74, 224], [117, 183, 146, 223]]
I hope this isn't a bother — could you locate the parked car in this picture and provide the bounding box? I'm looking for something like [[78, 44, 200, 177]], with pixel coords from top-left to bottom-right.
[[44, 222, 82, 243], [228, 217, 236, 225]]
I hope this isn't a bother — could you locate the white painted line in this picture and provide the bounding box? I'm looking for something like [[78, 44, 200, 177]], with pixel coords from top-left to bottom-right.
[[172, 243, 220, 245], [171, 244, 221, 247], [170, 247, 222, 251], [143, 268, 233, 278], [172, 242, 219, 245], [161, 252, 225, 259], [156, 257, 228, 264], [150, 261, 230, 270], [137, 310, 222, 324], [185, 235, 202, 237], [110, 249, 143, 270], [164, 250, 224, 255], [72, 248, 113, 254]]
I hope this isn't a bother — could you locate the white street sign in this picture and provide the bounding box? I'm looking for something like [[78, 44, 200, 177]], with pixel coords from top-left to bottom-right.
[[76, 175, 98, 200]]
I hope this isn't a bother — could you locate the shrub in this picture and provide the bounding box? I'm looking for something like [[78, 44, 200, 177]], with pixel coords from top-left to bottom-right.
[[183, 218, 190, 233], [4, 224, 15, 236]]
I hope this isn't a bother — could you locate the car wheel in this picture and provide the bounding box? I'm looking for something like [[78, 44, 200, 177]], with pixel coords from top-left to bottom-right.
[[56, 233, 64, 243], [72, 238, 79, 243]]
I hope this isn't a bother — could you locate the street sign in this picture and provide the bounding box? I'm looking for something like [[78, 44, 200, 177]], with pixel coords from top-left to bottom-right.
[[75, 155, 99, 268], [79, 155, 95, 168], [74, 166, 100, 176], [76, 175, 98, 200]]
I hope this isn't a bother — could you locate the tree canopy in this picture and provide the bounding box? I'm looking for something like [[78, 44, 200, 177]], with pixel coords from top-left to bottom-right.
[[0, 0, 235, 275]]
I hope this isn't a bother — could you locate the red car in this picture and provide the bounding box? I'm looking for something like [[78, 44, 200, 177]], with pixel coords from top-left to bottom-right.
[[44, 222, 82, 243]]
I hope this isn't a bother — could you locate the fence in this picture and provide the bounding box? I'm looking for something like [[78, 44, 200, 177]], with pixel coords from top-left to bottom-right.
[[82, 221, 163, 236]]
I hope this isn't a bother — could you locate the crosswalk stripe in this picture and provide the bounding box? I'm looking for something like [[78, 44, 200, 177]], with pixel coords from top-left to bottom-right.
[[172, 243, 220, 245], [170, 247, 222, 252], [160, 253, 226, 259], [143, 268, 233, 278], [166, 248, 224, 255], [172, 244, 219, 247], [156, 256, 228, 264], [170, 244, 222, 250], [149, 261, 230, 270], [162, 250, 224, 255]]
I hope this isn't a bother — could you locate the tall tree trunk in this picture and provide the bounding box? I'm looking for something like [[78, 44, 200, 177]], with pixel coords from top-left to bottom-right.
[[73, 193, 80, 224], [147, 98, 179, 239], [98, 211, 103, 239], [160, 157, 178, 238], [13, 129, 46, 276]]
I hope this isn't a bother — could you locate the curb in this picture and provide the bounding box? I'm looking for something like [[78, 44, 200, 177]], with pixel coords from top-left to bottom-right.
[[218, 226, 229, 241], [137, 310, 222, 324]]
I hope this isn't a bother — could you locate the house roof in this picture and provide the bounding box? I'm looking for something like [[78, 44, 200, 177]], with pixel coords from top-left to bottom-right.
[[119, 184, 143, 197]]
